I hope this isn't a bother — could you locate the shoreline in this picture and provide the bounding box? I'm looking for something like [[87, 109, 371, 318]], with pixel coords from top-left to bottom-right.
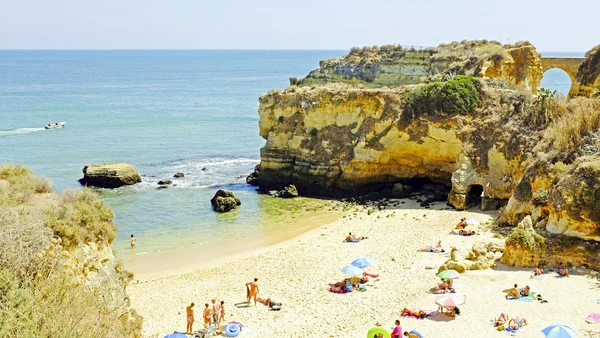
[[121, 207, 343, 280]]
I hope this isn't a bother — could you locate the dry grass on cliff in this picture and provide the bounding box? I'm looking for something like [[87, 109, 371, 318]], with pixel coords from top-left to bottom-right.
[[0, 165, 141, 338], [541, 97, 600, 157]]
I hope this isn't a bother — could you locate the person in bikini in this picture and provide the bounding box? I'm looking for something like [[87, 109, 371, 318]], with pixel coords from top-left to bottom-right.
[[401, 307, 427, 319], [503, 284, 520, 299], [246, 278, 259, 306], [202, 303, 212, 328], [508, 316, 527, 330], [494, 313, 509, 327], [219, 300, 225, 324], [558, 267, 569, 277], [185, 302, 195, 334]]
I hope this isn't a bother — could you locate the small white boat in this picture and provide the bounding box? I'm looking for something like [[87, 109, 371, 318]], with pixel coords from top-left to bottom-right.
[[45, 122, 66, 129]]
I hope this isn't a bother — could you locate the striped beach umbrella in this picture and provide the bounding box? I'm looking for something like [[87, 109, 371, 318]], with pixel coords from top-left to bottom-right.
[[541, 324, 576, 338], [435, 293, 466, 308]]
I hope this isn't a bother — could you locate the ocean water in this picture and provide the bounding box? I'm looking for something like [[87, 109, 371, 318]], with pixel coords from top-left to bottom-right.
[[0, 50, 577, 266], [0, 50, 345, 264]]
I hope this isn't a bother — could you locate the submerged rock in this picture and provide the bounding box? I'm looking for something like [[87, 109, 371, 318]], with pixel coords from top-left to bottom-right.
[[210, 189, 241, 212], [79, 163, 141, 188], [157, 179, 172, 185], [173, 172, 184, 178]]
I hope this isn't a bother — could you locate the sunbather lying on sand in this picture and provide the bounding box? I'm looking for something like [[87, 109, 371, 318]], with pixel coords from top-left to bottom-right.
[[401, 308, 428, 319], [558, 267, 569, 277], [418, 240, 445, 253], [520, 285, 531, 297], [452, 229, 476, 236], [432, 279, 454, 293], [503, 284, 520, 299], [493, 313, 509, 327], [345, 232, 367, 242], [508, 317, 527, 330], [531, 267, 545, 278], [256, 297, 271, 306]]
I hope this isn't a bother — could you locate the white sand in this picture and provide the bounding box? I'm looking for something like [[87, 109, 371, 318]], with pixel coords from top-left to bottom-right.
[[127, 198, 600, 338]]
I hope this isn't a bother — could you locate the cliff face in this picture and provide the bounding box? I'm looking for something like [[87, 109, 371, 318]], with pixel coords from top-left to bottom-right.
[[257, 82, 542, 210], [299, 41, 543, 92]]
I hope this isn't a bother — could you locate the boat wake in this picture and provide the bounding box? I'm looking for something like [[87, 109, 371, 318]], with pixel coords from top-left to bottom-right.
[[0, 127, 46, 136]]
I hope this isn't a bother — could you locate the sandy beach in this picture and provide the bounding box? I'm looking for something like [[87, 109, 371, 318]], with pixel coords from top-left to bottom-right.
[[128, 197, 600, 338]]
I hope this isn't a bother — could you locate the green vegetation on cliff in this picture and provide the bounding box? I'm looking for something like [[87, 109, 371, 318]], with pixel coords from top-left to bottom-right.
[[0, 165, 141, 338], [404, 75, 481, 116]]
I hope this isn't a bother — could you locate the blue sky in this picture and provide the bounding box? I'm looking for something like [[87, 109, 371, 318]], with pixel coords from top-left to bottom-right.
[[0, 0, 597, 51]]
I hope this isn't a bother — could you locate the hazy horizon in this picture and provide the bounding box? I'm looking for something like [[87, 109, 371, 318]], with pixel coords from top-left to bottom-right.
[[1, 0, 598, 52]]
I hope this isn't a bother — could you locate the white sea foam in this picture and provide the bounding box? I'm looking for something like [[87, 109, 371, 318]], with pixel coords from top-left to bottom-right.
[[0, 127, 46, 136]]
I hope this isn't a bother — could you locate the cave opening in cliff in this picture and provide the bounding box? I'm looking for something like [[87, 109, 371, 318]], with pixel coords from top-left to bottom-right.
[[466, 184, 483, 209]]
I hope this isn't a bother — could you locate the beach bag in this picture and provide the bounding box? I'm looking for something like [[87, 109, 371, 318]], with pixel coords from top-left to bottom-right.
[[269, 302, 282, 311]]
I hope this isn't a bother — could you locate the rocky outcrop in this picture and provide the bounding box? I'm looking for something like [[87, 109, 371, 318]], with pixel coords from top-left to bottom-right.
[[299, 41, 543, 92], [80, 163, 141, 188], [439, 240, 504, 273], [499, 155, 600, 241], [210, 190, 241, 212], [173, 172, 185, 178], [246, 165, 260, 186], [270, 184, 299, 198], [257, 81, 542, 208]]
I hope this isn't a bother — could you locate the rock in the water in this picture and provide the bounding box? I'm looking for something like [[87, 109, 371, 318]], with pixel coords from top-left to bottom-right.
[[210, 189, 241, 212], [246, 165, 260, 186], [270, 184, 299, 198], [173, 172, 184, 178], [158, 179, 172, 185], [79, 163, 141, 188], [157, 185, 168, 190]]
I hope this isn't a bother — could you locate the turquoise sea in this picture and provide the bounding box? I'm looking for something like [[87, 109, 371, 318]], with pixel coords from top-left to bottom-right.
[[0, 50, 579, 269]]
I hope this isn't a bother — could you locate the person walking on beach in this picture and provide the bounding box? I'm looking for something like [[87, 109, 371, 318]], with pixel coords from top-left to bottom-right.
[[185, 302, 194, 334], [211, 299, 221, 327], [130, 234, 136, 248], [246, 278, 259, 306]]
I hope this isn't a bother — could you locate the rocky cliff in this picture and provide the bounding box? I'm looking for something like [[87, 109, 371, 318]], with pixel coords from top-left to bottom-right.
[[298, 41, 543, 91], [257, 77, 544, 210]]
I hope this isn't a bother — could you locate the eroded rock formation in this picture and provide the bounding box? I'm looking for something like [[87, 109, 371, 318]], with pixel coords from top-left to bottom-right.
[[211, 189, 241, 212], [80, 163, 142, 188]]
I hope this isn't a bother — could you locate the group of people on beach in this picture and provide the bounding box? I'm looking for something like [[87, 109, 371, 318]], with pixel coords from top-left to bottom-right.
[[184, 299, 226, 334]]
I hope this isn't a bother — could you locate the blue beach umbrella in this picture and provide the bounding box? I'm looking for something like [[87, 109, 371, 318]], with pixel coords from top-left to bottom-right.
[[164, 333, 188, 338], [342, 265, 364, 276], [351, 257, 374, 269], [541, 324, 576, 338]]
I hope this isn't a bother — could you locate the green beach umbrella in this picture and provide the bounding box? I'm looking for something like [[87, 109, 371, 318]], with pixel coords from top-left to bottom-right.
[[437, 269, 460, 280]]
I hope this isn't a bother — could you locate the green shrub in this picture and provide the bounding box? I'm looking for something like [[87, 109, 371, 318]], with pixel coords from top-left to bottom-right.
[[45, 188, 116, 249], [404, 75, 482, 116], [506, 228, 545, 251]]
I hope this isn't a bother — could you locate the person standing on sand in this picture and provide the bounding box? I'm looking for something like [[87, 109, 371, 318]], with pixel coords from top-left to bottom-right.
[[391, 319, 402, 338], [211, 299, 221, 327], [246, 278, 259, 306], [219, 300, 225, 324], [203, 303, 212, 328], [130, 234, 136, 248], [185, 302, 194, 334]]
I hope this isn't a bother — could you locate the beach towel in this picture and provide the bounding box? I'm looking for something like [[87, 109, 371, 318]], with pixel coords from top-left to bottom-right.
[[401, 311, 434, 320], [517, 292, 537, 302], [506, 326, 520, 334], [465, 219, 479, 225], [586, 313, 600, 324], [532, 274, 545, 279]]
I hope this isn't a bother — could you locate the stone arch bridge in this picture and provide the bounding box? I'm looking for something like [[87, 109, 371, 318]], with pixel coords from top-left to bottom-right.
[[541, 57, 599, 96]]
